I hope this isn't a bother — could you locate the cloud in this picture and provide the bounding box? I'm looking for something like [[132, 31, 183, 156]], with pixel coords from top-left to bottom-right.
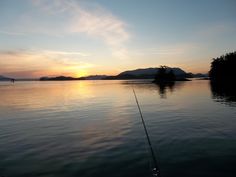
[[0, 30, 26, 36], [68, 5, 129, 49], [28, 0, 130, 59], [0, 49, 94, 78], [42, 50, 90, 57]]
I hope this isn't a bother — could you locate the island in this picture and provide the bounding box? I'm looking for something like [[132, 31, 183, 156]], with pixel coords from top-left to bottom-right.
[[153, 66, 190, 83]]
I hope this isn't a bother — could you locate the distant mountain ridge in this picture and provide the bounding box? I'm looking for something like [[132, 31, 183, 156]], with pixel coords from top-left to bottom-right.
[[40, 76, 84, 81], [0, 75, 13, 81], [40, 75, 108, 81], [40, 67, 206, 81], [79, 75, 108, 80]]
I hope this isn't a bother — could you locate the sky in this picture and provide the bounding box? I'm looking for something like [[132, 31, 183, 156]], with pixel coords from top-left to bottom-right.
[[0, 0, 236, 78]]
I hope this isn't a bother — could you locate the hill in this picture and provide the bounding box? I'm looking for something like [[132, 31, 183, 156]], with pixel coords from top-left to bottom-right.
[[0, 75, 13, 81], [104, 67, 188, 80]]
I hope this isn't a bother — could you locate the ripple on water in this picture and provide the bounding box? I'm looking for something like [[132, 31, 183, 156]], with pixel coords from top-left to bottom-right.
[[0, 80, 236, 177]]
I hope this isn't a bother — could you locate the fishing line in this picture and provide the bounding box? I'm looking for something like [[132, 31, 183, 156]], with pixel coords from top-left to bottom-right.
[[132, 87, 160, 177]]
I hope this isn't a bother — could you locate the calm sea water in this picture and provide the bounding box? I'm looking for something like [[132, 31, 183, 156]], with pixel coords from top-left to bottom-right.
[[0, 80, 236, 177]]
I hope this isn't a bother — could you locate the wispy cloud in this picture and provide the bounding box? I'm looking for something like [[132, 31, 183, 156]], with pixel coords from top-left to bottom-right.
[[26, 0, 130, 59], [42, 50, 90, 57], [0, 30, 25, 36], [68, 4, 130, 58]]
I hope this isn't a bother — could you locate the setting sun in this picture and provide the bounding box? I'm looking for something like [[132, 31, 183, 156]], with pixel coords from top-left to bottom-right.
[[75, 70, 88, 78]]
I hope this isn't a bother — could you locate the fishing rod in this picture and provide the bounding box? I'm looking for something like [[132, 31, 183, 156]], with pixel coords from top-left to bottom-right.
[[132, 88, 160, 177]]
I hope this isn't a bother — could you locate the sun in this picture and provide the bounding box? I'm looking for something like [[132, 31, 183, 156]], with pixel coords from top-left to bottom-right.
[[75, 69, 88, 78]]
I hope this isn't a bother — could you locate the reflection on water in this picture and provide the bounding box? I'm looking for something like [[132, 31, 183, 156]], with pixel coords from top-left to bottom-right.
[[210, 81, 236, 105], [154, 82, 175, 99], [0, 80, 236, 177], [122, 80, 185, 99]]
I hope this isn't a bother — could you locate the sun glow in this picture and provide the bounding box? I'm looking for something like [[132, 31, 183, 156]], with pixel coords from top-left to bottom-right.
[[75, 69, 88, 78]]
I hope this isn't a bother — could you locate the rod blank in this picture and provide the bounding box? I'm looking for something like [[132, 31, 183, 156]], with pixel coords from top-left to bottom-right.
[[132, 88, 160, 177]]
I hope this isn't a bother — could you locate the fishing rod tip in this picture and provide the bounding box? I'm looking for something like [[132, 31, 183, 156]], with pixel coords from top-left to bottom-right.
[[152, 168, 160, 177]]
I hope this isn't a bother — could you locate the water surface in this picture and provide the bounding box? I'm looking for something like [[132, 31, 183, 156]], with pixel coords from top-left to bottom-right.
[[0, 80, 235, 177]]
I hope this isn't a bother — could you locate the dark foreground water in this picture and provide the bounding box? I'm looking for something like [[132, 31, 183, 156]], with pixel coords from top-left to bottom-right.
[[0, 80, 236, 177]]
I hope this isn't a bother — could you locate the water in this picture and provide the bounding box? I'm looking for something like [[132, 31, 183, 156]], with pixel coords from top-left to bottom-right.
[[0, 80, 235, 177]]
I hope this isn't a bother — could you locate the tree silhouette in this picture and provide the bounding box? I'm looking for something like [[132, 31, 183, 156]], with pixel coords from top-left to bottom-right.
[[154, 66, 176, 83], [209, 51, 236, 103], [209, 51, 236, 83]]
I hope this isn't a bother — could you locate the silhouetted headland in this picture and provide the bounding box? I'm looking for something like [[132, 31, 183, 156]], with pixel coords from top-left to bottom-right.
[[0, 75, 15, 82], [209, 51, 236, 84], [209, 51, 236, 103]]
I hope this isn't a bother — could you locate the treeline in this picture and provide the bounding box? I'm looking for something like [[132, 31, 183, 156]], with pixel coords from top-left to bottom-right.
[[209, 51, 236, 83], [40, 76, 85, 81], [153, 66, 189, 83], [154, 66, 176, 82]]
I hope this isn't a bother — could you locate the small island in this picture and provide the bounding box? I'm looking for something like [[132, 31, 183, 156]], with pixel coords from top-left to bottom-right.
[[153, 66, 190, 83]]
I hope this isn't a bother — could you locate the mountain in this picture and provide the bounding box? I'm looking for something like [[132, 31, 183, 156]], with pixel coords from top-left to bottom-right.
[[104, 67, 188, 80], [119, 68, 159, 76], [0, 75, 13, 81], [119, 67, 186, 76]]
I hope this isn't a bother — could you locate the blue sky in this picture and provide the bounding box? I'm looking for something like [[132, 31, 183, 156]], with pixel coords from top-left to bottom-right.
[[0, 0, 236, 78]]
